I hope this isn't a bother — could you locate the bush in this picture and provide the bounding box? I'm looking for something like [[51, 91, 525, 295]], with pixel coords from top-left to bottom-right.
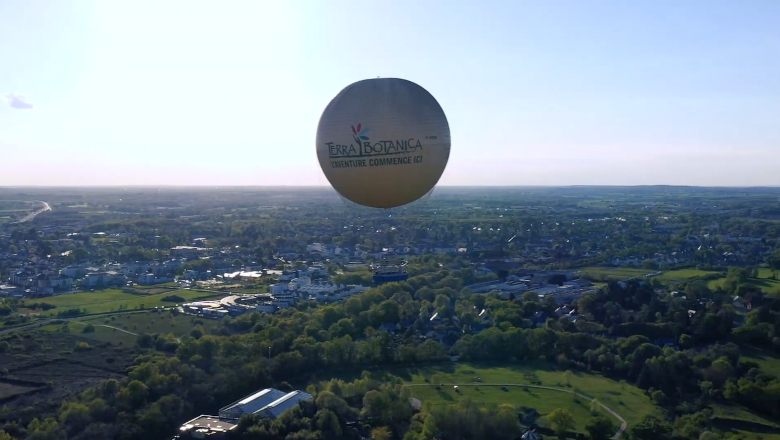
[[161, 294, 185, 303], [75, 342, 91, 351], [82, 324, 96, 333]]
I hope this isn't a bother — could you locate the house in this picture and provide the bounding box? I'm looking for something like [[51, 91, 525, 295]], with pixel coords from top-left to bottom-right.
[[475, 266, 493, 276], [170, 246, 209, 258]]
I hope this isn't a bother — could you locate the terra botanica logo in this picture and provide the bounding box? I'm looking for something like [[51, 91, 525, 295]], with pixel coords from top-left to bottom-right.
[[326, 123, 423, 159]]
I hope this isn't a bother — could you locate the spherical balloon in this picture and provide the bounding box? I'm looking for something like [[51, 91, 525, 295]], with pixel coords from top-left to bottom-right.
[[317, 78, 450, 209]]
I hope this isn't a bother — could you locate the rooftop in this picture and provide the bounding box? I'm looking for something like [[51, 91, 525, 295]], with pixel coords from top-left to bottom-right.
[[179, 415, 236, 433], [219, 388, 287, 416], [257, 390, 314, 419]]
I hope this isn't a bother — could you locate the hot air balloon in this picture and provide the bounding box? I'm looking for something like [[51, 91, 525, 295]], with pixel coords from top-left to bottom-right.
[[316, 78, 450, 209]]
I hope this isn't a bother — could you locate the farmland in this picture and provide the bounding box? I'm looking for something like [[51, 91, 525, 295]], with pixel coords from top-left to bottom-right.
[[19, 288, 225, 316]]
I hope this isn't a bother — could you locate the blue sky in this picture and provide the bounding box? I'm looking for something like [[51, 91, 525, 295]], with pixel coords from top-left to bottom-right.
[[1, 0, 778, 186]]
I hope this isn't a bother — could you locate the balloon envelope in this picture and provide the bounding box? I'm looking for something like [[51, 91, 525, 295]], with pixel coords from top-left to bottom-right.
[[317, 78, 450, 209]]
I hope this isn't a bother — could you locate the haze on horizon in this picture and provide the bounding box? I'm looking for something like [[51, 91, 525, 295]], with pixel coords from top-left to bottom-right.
[[2, 0, 778, 187]]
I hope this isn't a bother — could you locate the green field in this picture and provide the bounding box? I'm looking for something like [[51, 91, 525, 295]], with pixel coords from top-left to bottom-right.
[[21, 289, 224, 316], [337, 362, 660, 432], [654, 269, 720, 283], [580, 267, 720, 284], [704, 268, 780, 297], [39, 311, 218, 345], [708, 277, 780, 297], [579, 267, 651, 281], [743, 352, 780, 378]]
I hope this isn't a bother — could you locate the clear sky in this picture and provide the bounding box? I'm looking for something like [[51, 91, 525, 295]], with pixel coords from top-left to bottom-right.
[[1, 0, 779, 186]]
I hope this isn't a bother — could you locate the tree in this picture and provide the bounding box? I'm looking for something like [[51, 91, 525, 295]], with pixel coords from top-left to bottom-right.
[[316, 409, 342, 440], [547, 408, 575, 438], [421, 414, 438, 439], [699, 431, 720, 440], [585, 416, 614, 440], [372, 426, 392, 440], [629, 415, 671, 440], [0, 431, 14, 440]]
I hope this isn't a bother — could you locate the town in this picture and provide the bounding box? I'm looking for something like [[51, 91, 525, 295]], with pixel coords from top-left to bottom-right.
[[2, 187, 780, 440]]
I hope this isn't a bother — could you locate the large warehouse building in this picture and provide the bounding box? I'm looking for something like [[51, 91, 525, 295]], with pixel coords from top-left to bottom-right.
[[178, 388, 313, 438], [219, 388, 313, 420]]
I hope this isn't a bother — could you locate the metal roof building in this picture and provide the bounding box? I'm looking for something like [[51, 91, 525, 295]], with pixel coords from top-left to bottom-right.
[[218, 388, 313, 420], [218, 388, 287, 420], [254, 390, 314, 419]]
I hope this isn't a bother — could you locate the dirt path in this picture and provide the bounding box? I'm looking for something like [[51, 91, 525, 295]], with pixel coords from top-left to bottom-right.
[[71, 321, 139, 336], [406, 383, 628, 439], [0, 309, 152, 335]]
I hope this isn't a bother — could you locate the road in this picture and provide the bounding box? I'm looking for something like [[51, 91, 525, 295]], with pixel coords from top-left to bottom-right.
[[406, 383, 628, 439], [14, 201, 51, 223]]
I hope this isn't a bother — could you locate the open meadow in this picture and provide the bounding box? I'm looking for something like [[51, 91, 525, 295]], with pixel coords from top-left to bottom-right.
[[654, 269, 721, 283], [324, 362, 661, 432], [20, 288, 225, 316], [38, 310, 219, 345], [580, 267, 721, 284], [707, 271, 780, 297], [578, 267, 652, 281]]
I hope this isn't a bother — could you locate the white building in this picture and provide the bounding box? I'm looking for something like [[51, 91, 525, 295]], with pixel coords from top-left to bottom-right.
[[256, 303, 275, 313], [269, 283, 287, 295], [287, 276, 311, 291], [307, 243, 325, 254], [170, 246, 209, 258], [60, 266, 85, 278]]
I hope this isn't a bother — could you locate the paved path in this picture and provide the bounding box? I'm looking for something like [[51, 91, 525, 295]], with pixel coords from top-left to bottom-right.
[[406, 383, 627, 439], [14, 201, 51, 223]]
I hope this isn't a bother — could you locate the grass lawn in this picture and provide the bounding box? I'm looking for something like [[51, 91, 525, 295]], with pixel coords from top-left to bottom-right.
[[579, 267, 651, 281], [331, 362, 660, 432], [39, 310, 218, 345], [708, 278, 780, 297], [757, 268, 779, 280], [742, 351, 780, 378], [654, 269, 720, 283], [21, 289, 224, 316], [581, 267, 724, 284]]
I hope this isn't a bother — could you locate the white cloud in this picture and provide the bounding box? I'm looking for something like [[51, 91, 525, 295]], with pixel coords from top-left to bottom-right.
[[4, 93, 34, 109]]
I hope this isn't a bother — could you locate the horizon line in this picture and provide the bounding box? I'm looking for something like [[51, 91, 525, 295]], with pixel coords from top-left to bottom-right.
[[2, 184, 780, 189]]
